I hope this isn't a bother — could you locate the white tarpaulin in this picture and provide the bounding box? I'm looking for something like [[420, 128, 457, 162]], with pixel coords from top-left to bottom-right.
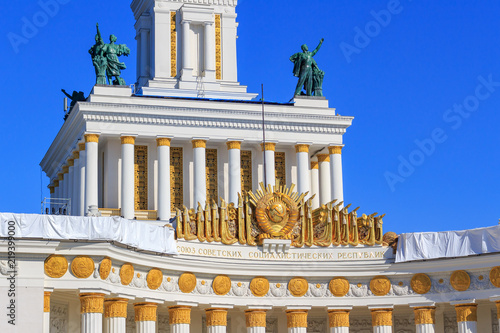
[[0, 213, 178, 255], [396, 225, 500, 263]]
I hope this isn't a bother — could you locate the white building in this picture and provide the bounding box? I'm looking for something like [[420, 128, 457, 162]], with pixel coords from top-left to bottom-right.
[[1, 0, 499, 333]]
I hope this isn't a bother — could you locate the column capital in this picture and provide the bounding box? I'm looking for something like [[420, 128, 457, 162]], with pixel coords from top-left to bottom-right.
[[48, 185, 55, 194], [245, 309, 267, 328], [73, 151, 80, 160], [311, 161, 318, 169], [53, 179, 59, 187], [205, 308, 228, 327], [44, 291, 51, 313], [328, 145, 344, 155], [286, 309, 308, 328], [104, 298, 128, 318], [413, 306, 436, 325], [328, 308, 350, 328], [78, 142, 86, 151], [156, 137, 172, 147], [121, 135, 136, 145], [454, 303, 477, 323], [192, 139, 208, 148], [226, 140, 242, 150], [317, 154, 330, 163], [261, 142, 276, 151], [62, 166, 69, 174], [58, 173, 64, 180], [79, 293, 105, 313], [168, 305, 192, 324], [68, 159, 74, 167], [295, 144, 310, 153], [134, 302, 157, 322], [370, 307, 393, 327], [84, 133, 100, 143]]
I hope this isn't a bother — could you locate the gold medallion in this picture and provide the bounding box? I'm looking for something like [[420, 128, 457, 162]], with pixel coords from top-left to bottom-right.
[[411, 273, 431, 294], [490, 266, 500, 288], [450, 270, 470, 291], [370, 275, 391, 296], [44, 255, 68, 278], [120, 263, 134, 286], [179, 272, 197, 293], [288, 277, 308, 297], [99, 258, 112, 280], [213, 275, 232, 296], [250, 277, 269, 297], [147, 268, 163, 290], [71, 256, 95, 279], [329, 277, 350, 297]]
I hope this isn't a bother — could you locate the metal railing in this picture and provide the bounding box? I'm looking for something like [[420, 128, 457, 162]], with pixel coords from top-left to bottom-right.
[[41, 198, 71, 216]]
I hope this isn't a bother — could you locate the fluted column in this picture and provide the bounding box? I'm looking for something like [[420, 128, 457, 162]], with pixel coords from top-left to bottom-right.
[[68, 159, 74, 214], [286, 309, 308, 333], [104, 298, 128, 333], [80, 293, 105, 333], [454, 303, 477, 333], [245, 309, 267, 333], [43, 291, 51, 333], [121, 136, 136, 219], [412, 306, 435, 333], [85, 134, 100, 215], [206, 308, 228, 333], [295, 144, 310, 197], [261, 142, 276, 188], [328, 307, 351, 333], [317, 154, 331, 205], [193, 139, 207, 207], [310, 161, 319, 209], [370, 308, 393, 333], [63, 166, 69, 201], [204, 21, 216, 81], [134, 302, 157, 333], [181, 20, 192, 80], [72, 151, 80, 216], [78, 143, 86, 216], [57, 173, 64, 200], [329, 146, 344, 207], [227, 141, 242, 204], [157, 137, 172, 220], [168, 306, 191, 333]]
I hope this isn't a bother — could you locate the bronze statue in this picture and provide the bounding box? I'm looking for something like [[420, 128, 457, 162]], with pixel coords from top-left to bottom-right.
[[61, 89, 85, 109], [290, 38, 325, 97]]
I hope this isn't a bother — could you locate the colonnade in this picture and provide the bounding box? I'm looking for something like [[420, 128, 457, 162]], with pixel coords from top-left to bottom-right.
[[49, 134, 345, 219]]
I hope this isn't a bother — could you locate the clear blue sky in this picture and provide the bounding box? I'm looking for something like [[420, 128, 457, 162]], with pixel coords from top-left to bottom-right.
[[1, 0, 499, 235]]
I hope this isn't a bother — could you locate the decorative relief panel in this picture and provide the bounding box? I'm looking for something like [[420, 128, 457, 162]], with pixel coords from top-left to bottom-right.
[[350, 317, 372, 333], [274, 152, 286, 186], [394, 316, 415, 333], [493, 309, 499, 333], [170, 12, 177, 77], [206, 149, 218, 204], [134, 146, 148, 210], [50, 303, 68, 333], [308, 317, 327, 333], [215, 14, 222, 80], [126, 311, 135, 333], [170, 147, 183, 211], [241, 150, 252, 194], [158, 314, 171, 333], [266, 317, 278, 333], [444, 312, 458, 333]]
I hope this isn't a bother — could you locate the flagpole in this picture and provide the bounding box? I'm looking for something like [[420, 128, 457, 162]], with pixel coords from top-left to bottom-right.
[[261, 84, 267, 187]]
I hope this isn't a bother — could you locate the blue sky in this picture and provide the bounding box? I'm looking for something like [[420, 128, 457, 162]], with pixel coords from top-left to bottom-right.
[[1, 0, 499, 235]]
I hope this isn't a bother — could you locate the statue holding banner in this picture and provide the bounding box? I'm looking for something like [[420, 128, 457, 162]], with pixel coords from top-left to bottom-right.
[[290, 38, 325, 97]]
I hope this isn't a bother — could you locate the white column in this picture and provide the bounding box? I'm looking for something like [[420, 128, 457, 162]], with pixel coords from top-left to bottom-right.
[[370, 307, 393, 333], [72, 151, 80, 216], [181, 20, 192, 80], [140, 29, 149, 79], [295, 144, 310, 196], [193, 139, 207, 207], [286, 309, 308, 333], [121, 136, 136, 220], [310, 161, 319, 209], [68, 160, 74, 214], [169, 306, 192, 333], [329, 146, 344, 206], [453, 302, 478, 333], [43, 291, 51, 333], [206, 308, 228, 333], [134, 303, 157, 333], [157, 137, 172, 220], [245, 309, 267, 333], [104, 298, 128, 333], [78, 143, 86, 216], [204, 21, 216, 81], [227, 141, 242, 204], [411, 305, 436, 333], [262, 143, 276, 188], [317, 154, 331, 205], [80, 293, 104, 333], [85, 134, 100, 215], [328, 307, 352, 333], [63, 166, 69, 200]]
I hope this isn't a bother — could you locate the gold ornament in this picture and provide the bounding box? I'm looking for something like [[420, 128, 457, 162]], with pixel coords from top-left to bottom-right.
[[104, 298, 128, 318], [156, 137, 171, 147], [250, 277, 270, 297], [192, 139, 207, 149], [490, 266, 500, 288], [260, 142, 276, 151], [147, 268, 163, 290], [171, 11, 177, 77], [79, 293, 104, 313], [44, 255, 68, 278], [245, 310, 267, 327], [213, 275, 231, 296], [286, 310, 308, 328], [215, 14, 222, 80], [317, 154, 330, 163], [67, 159, 74, 167], [413, 306, 435, 325], [78, 142, 86, 151], [120, 263, 134, 286], [226, 141, 242, 150], [495, 301, 500, 318], [310, 161, 319, 169], [455, 303, 477, 322], [295, 144, 309, 153], [248, 182, 305, 239], [169, 306, 192, 324], [206, 308, 228, 327], [73, 151, 79, 160], [44, 292, 51, 312], [178, 272, 197, 293], [99, 258, 112, 280], [84, 134, 99, 143], [450, 270, 470, 291], [328, 146, 343, 155], [410, 273, 432, 294], [288, 277, 308, 297], [371, 308, 393, 326], [71, 256, 95, 279], [134, 302, 157, 321], [329, 277, 350, 297], [121, 136, 135, 145], [328, 309, 350, 328], [370, 276, 391, 296], [62, 166, 69, 174]]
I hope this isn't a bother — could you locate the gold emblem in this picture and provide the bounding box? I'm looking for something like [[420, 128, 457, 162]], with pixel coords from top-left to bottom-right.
[[179, 272, 197, 293], [490, 266, 500, 288], [44, 255, 68, 278], [99, 258, 112, 280], [288, 277, 308, 297], [250, 277, 269, 297], [450, 270, 470, 291], [147, 268, 163, 290], [248, 182, 306, 240], [411, 273, 432, 294], [329, 277, 350, 297], [120, 263, 134, 286], [370, 275, 391, 296], [213, 275, 231, 296], [71, 256, 95, 279]]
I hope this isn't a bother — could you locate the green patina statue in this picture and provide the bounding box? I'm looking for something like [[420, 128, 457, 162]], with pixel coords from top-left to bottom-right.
[[89, 23, 130, 86], [290, 38, 325, 97]]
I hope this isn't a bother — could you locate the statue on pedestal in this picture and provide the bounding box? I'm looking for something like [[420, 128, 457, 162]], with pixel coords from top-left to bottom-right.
[[89, 23, 130, 86], [290, 38, 325, 97]]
